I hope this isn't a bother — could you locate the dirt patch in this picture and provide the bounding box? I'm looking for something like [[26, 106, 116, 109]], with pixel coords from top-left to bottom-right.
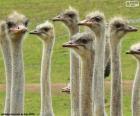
[[0, 83, 66, 91], [0, 80, 133, 94]]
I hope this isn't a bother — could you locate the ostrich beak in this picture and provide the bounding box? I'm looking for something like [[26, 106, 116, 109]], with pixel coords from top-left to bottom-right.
[[125, 25, 138, 32], [78, 19, 92, 26], [29, 30, 41, 35], [62, 41, 79, 48], [52, 15, 64, 21], [126, 50, 140, 54], [10, 24, 27, 33], [126, 50, 132, 54]]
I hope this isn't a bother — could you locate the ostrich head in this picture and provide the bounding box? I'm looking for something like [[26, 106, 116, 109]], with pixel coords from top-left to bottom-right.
[[126, 43, 140, 59], [30, 21, 54, 42], [6, 11, 29, 40], [78, 11, 106, 35], [62, 32, 93, 58], [52, 7, 79, 29], [109, 17, 138, 40]]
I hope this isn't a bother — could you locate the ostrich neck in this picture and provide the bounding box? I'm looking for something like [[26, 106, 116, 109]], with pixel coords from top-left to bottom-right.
[[68, 22, 80, 115], [93, 30, 106, 116], [132, 60, 140, 116], [10, 39, 24, 113], [0, 35, 12, 113], [68, 24, 79, 36], [110, 39, 122, 116], [40, 40, 54, 116], [80, 54, 94, 116]]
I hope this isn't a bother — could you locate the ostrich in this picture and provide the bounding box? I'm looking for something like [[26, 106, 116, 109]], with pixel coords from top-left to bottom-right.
[[78, 11, 107, 115], [63, 32, 94, 116], [52, 7, 110, 79], [6, 11, 29, 114], [52, 7, 80, 115], [108, 17, 137, 116], [0, 21, 12, 114], [127, 43, 140, 116], [30, 21, 54, 116]]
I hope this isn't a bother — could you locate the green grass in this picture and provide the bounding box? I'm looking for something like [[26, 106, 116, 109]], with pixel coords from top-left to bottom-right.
[[0, 0, 140, 115], [0, 91, 70, 116], [0, 0, 140, 83], [0, 86, 132, 116]]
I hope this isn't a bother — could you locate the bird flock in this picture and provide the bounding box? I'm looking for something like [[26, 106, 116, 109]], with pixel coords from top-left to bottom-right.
[[0, 6, 139, 116]]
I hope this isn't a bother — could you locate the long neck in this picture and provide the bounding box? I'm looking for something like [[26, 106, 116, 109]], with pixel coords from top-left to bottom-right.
[[68, 22, 80, 116], [0, 34, 12, 113], [40, 40, 54, 116], [132, 60, 140, 116], [110, 39, 123, 116], [93, 29, 106, 116], [80, 54, 94, 116], [10, 39, 24, 114], [68, 23, 79, 36]]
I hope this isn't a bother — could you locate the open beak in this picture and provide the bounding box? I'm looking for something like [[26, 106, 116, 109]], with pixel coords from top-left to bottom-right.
[[29, 30, 41, 35], [78, 19, 92, 26], [10, 25, 27, 34], [126, 50, 140, 54], [52, 15, 64, 21], [125, 25, 138, 32]]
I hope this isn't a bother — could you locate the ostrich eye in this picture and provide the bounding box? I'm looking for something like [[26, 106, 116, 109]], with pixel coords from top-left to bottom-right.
[[6, 21, 15, 28], [81, 39, 88, 44], [43, 27, 50, 32], [115, 23, 122, 28], [94, 16, 102, 22], [24, 20, 29, 27], [138, 49, 140, 51], [67, 13, 75, 18]]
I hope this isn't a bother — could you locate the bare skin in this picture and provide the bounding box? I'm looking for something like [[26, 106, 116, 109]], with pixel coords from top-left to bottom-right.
[[109, 17, 137, 116], [0, 21, 12, 114], [127, 43, 140, 116], [78, 11, 107, 116], [63, 32, 94, 116], [30, 21, 54, 116], [52, 7, 80, 116], [6, 11, 29, 114]]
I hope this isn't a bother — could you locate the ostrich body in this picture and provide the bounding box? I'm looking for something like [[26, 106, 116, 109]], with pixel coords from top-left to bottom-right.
[[63, 32, 94, 116], [53, 7, 80, 116], [0, 21, 12, 113], [109, 17, 137, 116], [30, 21, 54, 116], [127, 43, 140, 116], [78, 11, 107, 115], [6, 12, 29, 114]]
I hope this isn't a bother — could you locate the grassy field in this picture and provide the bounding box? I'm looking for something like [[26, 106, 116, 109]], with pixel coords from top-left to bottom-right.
[[0, 0, 140, 115]]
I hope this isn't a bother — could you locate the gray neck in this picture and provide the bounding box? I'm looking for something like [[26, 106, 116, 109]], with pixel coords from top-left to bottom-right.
[[132, 60, 140, 116], [93, 29, 106, 115], [110, 39, 123, 116], [80, 54, 94, 116], [0, 33, 12, 114], [10, 39, 25, 113], [68, 24, 79, 36], [68, 22, 80, 116], [40, 40, 54, 116]]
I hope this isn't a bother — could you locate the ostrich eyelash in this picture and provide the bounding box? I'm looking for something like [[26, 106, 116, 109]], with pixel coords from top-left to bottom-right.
[[24, 20, 29, 27], [6, 21, 15, 28], [42, 27, 50, 31], [67, 13, 75, 18]]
